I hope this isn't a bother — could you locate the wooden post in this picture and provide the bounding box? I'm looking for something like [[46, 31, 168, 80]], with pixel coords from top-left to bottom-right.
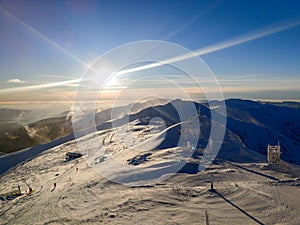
[[210, 175, 214, 191], [205, 211, 209, 225]]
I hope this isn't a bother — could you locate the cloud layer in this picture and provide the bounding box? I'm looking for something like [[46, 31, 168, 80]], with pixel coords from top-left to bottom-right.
[[7, 79, 25, 84]]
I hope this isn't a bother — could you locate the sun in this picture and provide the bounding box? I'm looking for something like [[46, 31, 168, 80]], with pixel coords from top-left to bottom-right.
[[103, 75, 124, 91]]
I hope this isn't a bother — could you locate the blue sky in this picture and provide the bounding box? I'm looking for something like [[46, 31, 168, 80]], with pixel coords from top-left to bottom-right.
[[0, 0, 300, 108]]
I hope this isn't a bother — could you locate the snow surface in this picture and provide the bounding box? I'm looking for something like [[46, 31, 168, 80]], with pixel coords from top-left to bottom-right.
[[0, 99, 300, 224], [0, 135, 299, 224]]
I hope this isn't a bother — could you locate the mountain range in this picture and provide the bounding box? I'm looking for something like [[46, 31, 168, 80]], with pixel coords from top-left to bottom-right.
[[0, 99, 299, 166]]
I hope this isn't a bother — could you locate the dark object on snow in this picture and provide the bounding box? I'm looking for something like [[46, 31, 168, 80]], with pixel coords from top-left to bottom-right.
[[0, 189, 22, 201], [51, 183, 57, 192], [205, 211, 210, 225], [66, 152, 82, 161], [177, 161, 199, 174], [210, 175, 214, 191], [127, 153, 152, 166]]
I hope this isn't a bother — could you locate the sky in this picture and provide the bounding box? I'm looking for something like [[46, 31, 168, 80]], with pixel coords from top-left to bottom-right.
[[0, 0, 300, 112]]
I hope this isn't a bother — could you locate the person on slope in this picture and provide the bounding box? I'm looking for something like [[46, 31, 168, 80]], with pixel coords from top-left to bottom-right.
[[28, 186, 33, 195]]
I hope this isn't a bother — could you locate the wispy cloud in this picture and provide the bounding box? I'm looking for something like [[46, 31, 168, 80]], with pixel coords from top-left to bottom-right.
[[1, 79, 80, 93], [7, 79, 25, 84]]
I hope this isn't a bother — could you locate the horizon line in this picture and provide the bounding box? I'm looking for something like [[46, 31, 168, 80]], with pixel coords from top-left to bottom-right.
[[0, 98, 300, 105]]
